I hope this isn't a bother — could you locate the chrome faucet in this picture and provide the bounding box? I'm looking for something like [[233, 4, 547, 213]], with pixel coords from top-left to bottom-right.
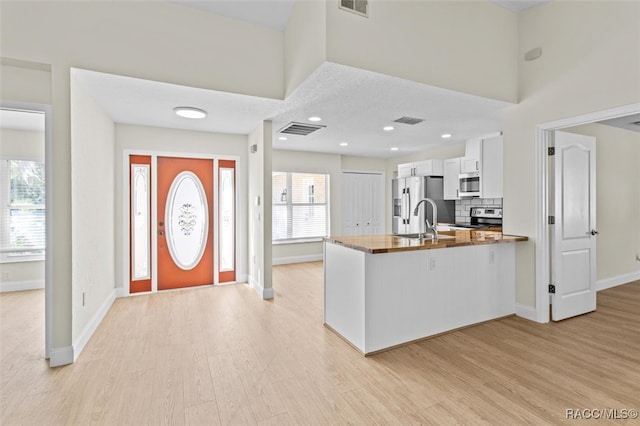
[[413, 198, 438, 240]]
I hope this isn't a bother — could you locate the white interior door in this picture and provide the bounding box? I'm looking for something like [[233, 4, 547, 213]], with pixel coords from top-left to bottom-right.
[[551, 131, 597, 321]]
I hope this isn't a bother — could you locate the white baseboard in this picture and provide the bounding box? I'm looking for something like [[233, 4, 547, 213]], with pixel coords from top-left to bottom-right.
[[597, 270, 640, 292], [72, 289, 117, 362], [0, 279, 44, 293], [236, 273, 249, 284], [249, 275, 274, 299], [115, 287, 126, 298], [272, 254, 323, 265], [49, 346, 74, 368], [515, 303, 537, 322]]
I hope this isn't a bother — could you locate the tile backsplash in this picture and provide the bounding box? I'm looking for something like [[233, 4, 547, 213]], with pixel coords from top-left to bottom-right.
[[454, 198, 503, 224]]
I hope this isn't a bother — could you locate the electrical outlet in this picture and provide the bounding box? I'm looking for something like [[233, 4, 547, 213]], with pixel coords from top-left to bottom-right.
[[429, 258, 436, 271], [489, 250, 496, 264]]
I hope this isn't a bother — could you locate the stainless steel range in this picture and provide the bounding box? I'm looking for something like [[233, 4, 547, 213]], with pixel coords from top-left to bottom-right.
[[456, 207, 502, 229]]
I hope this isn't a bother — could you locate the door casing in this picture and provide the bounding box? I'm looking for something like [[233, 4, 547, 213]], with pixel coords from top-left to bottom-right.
[[533, 102, 640, 323], [0, 101, 53, 362]]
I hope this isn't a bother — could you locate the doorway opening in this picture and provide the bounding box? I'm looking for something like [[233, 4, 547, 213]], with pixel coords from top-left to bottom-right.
[[535, 103, 640, 323], [0, 103, 52, 360]]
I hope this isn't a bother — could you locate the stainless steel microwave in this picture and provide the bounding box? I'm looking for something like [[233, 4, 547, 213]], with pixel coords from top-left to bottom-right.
[[459, 172, 480, 197]]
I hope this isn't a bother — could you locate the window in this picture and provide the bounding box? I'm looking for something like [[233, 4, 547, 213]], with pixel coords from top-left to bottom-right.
[[272, 172, 329, 242], [0, 159, 45, 261]]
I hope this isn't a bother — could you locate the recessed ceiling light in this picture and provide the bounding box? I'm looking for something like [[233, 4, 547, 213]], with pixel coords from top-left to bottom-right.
[[308, 116, 322, 122], [339, 142, 348, 146], [441, 133, 452, 139], [278, 136, 288, 141], [390, 147, 399, 151], [174, 106, 207, 119], [383, 126, 395, 131]]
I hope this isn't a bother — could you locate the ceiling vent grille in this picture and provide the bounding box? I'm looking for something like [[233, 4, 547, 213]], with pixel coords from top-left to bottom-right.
[[339, 0, 368, 17], [278, 122, 326, 136], [394, 116, 425, 125]]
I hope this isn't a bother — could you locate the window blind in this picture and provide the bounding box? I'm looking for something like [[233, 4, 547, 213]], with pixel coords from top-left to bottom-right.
[[272, 172, 329, 242], [0, 159, 46, 261]]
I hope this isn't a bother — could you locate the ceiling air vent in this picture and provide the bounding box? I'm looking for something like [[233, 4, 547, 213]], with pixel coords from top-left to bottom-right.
[[278, 122, 326, 136], [394, 116, 425, 125], [340, 0, 368, 17]]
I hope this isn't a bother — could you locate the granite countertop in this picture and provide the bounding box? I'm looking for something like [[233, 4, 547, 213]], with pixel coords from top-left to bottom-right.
[[324, 231, 528, 254]]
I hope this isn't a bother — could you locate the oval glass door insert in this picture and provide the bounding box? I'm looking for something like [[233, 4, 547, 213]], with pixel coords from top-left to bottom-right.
[[165, 171, 209, 270]]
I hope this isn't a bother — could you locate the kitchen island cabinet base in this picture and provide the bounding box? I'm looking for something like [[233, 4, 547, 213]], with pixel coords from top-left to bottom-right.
[[324, 314, 515, 357], [324, 241, 516, 355]]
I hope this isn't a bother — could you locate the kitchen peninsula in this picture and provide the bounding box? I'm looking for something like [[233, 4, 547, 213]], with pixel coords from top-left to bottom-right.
[[323, 230, 527, 355]]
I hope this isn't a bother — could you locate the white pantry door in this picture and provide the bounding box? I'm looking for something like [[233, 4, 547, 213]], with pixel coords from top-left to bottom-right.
[[551, 131, 597, 321], [342, 172, 384, 236]]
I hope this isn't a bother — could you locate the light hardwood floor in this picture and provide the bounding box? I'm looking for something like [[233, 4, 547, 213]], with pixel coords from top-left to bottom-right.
[[1, 263, 639, 425]]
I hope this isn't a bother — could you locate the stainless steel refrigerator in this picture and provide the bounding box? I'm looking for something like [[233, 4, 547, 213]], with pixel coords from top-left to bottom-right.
[[392, 176, 455, 234]]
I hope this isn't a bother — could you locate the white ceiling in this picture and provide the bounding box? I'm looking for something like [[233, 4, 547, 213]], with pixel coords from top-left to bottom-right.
[[72, 63, 511, 158], [598, 113, 640, 133], [492, 0, 551, 14]]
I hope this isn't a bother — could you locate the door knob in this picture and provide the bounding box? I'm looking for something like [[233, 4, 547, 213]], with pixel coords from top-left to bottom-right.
[[158, 230, 165, 236], [590, 229, 599, 236]]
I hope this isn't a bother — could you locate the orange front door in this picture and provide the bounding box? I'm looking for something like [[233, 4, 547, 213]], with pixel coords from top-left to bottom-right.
[[157, 157, 214, 290]]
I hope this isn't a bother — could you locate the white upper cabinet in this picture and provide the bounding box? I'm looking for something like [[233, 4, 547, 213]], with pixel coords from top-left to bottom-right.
[[443, 157, 462, 200], [481, 135, 503, 199], [445, 134, 503, 199], [397, 162, 415, 178], [397, 159, 443, 177], [461, 137, 482, 173]]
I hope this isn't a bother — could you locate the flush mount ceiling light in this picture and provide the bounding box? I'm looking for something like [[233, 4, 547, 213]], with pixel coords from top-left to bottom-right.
[[174, 106, 207, 119], [390, 147, 399, 151], [340, 142, 348, 146], [308, 116, 322, 122], [278, 136, 288, 141], [441, 133, 452, 139], [383, 126, 395, 131]]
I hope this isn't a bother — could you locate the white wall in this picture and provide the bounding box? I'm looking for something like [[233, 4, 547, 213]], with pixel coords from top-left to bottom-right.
[[1, 61, 51, 105], [503, 1, 640, 306], [70, 73, 115, 342], [248, 122, 273, 298], [1, 2, 284, 100], [326, 0, 518, 103], [0, 128, 45, 291], [284, 0, 327, 97], [565, 123, 640, 282], [114, 124, 249, 291]]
